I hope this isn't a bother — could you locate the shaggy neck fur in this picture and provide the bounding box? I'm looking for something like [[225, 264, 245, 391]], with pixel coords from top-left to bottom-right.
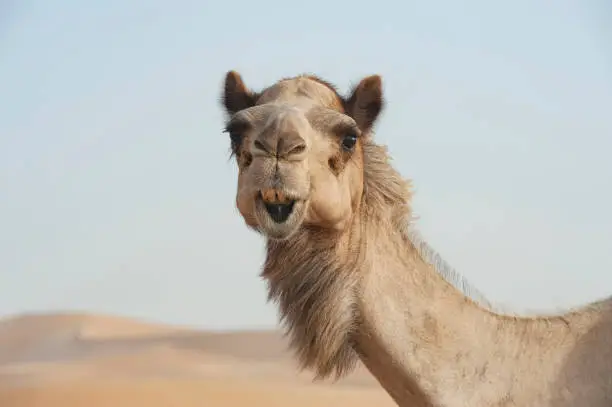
[[262, 141, 406, 378], [261, 141, 612, 406]]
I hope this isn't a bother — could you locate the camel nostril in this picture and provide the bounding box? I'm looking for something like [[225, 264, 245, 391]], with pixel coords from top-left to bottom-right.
[[287, 143, 306, 156], [276, 130, 306, 158]]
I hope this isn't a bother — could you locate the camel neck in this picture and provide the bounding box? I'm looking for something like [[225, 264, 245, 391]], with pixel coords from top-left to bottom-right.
[[352, 214, 588, 407], [262, 143, 611, 406]]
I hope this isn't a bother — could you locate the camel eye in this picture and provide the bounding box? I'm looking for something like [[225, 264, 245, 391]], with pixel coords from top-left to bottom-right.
[[341, 132, 358, 151]]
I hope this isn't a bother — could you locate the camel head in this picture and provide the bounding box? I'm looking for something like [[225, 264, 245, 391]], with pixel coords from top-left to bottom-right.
[[221, 71, 384, 240]]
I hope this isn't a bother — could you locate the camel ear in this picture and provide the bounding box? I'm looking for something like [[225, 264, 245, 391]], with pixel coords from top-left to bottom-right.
[[222, 71, 257, 115], [344, 75, 384, 133]]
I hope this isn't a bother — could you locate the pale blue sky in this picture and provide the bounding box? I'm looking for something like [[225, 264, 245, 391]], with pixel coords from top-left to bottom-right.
[[1, 1, 611, 329]]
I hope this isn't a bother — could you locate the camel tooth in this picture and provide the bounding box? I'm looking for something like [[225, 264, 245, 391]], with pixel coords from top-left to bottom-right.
[[276, 190, 287, 203], [260, 188, 293, 204], [261, 188, 276, 203]]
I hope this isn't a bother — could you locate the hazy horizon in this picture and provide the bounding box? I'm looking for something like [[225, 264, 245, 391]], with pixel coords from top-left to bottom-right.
[[1, 1, 611, 330]]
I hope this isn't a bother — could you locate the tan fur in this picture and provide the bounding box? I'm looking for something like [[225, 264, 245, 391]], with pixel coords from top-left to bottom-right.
[[219, 71, 612, 407]]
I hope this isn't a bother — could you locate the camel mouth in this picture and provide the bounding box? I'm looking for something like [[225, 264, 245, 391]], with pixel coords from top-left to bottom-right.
[[263, 200, 296, 224], [254, 190, 307, 240]]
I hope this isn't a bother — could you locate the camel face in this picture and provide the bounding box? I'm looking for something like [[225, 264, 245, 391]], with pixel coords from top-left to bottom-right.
[[221, 71, 384, 240]]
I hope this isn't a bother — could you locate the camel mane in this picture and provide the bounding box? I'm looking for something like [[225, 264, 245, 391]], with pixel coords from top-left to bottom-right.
[[406, 227, 496, 309], [359, 139, 513, 314], [365, 142, 564, 317]]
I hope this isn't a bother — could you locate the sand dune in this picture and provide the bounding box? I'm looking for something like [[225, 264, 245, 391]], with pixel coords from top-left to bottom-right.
[[0, 312, 395, 406]]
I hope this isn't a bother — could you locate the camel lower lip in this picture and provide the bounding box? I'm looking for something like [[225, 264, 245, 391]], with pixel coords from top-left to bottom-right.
[[264, 200, 296, 223]]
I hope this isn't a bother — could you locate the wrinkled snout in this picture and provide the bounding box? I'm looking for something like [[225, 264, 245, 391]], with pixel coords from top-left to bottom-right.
[[235, 104, 316, 239], [251, 105, 310, 161], [245, 107, 313, 199], [253, 129, 307, 160], [248, 128, 310, 231]]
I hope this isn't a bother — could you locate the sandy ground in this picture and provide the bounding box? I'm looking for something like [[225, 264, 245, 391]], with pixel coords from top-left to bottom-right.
[[0, 312, 395, 406]]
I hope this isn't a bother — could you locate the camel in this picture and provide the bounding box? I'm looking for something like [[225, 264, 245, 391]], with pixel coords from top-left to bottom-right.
[[218, 70, 612, 407]]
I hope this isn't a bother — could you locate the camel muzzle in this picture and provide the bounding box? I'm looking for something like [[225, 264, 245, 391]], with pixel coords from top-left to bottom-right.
[[259, 188, 297, 224]]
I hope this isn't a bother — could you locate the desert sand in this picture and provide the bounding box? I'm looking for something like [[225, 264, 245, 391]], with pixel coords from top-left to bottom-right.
[[0, 312, 395, 406]]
